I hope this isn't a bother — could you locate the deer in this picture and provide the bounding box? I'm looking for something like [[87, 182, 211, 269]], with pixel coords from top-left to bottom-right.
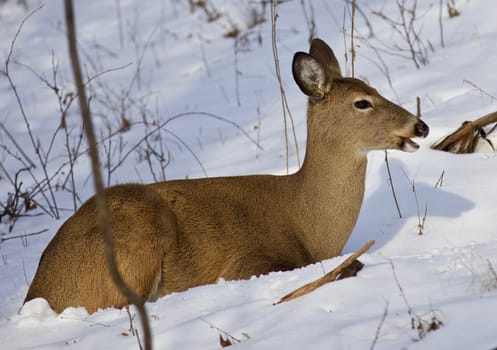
[[24, 38, 429, 314]]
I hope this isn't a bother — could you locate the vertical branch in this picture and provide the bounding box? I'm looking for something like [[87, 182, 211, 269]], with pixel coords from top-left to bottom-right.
[[300, 0, 316, 44], [438, 0, 445, 48], [346, 0, 375, 38], [63, 125, 80, 212], [233, 37, 242, 107], [401, 169, 426, 235], [63, 2, 152, 350], [341, 7, 349, 76], [397, 0, 420, 69], [270, 0, 301, 173], [416, 96, 421, 118], [384, 150, 402, 218], [369, 300, 390, 350], [115, 0, 124, 49], [350, 0, 356, 77]]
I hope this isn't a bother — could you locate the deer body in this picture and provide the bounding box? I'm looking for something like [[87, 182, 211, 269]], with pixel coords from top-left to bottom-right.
[[25, 39, 428, 313]]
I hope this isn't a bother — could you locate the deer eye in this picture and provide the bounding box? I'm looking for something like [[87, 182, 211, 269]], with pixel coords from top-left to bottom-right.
[[354, 100, 373, 110]]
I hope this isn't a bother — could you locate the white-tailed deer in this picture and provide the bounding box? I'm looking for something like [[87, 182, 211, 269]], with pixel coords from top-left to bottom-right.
[[25, 39, 428, 313]]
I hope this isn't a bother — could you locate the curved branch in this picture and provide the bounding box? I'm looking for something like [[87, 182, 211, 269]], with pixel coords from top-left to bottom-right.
[[63, 1, 152, 349]]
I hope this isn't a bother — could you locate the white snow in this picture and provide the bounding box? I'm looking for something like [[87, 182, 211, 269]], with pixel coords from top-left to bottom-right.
[[1, 0, 497, 349]]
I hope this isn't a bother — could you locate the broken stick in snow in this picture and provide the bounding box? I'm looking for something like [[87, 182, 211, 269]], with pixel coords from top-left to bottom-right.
[[274, 240, 375, 305]]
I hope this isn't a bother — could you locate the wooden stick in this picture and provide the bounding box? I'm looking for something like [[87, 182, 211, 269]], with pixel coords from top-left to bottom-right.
[[274, 240, 375, 305]]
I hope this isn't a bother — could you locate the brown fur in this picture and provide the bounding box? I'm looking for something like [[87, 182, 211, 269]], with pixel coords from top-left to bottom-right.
[[24, 39, 429, 313]]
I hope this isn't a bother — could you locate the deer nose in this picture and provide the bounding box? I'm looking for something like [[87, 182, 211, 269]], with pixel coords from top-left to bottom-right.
[[415, 120, 429, 138]]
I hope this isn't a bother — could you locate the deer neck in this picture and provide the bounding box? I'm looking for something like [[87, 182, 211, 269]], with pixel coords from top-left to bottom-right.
[[290, 121, 368, 261]]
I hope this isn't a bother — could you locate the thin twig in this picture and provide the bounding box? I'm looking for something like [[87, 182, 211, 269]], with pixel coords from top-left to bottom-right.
[[433, 170, 444, 188], [63, 2, 152, 350], [341, 7, 349, 76], [438, 0, 445, 48], [463, 80, 497, 101], [4, 5, 60, 219], [0, 121, 36, 169], [109, 111, 261, 175], [384, 150, 402, 218], [389, 259, 416, 321], [487, 259, 497, 283], [21, 257, 30, 286], [233, 37, 242, 107], [0, 229, 48, 243], [59, 315, 111, 327], [416, 96, 421, 118], [271, 0, 301, 173], [275, 240, 375, 304], [355, 39, 400, 102], [350, 0, 356, 77], [400, 168, 425, 235], [345, 0, 375, 38], [300, 0, 316, 43], [200, 317, 241, 344], [115, 0, 124, 49], [369, 300, 390, 350], [389, 259, 438, 340], [371, 0, 431, 69]]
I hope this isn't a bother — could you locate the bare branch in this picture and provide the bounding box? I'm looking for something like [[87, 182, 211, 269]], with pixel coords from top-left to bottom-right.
[[63, 1, 152, 349], [4, 5, 60, 219]]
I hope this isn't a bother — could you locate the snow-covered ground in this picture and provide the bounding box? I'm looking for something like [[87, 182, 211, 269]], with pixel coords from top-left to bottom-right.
[[1, 0, 497, 349]]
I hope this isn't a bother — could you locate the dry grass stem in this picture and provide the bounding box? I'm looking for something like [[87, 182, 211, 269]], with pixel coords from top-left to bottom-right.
[[384, 150, 402, 218], [389, 260, 443, 339], [433, 170, 445, 188], [369, 300, 390, 350], [350, 0, 356, 77], [271, 0, 301, 173]]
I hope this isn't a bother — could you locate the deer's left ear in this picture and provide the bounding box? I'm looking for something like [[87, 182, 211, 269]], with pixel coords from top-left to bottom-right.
[[292, 52, 332, 100]]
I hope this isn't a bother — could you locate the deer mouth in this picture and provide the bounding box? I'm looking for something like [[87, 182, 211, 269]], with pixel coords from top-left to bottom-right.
[[392, 132, 421, 153], [395, 120, 429, 152], [399, 136, 420, 152]]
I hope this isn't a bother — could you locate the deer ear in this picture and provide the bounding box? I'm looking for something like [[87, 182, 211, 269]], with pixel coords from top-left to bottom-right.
[[292, 52, 331, 100], [309, 38, 342, 79]]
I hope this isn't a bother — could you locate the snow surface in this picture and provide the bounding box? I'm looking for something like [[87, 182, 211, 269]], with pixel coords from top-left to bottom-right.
[[1, 0, 497, 349]]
